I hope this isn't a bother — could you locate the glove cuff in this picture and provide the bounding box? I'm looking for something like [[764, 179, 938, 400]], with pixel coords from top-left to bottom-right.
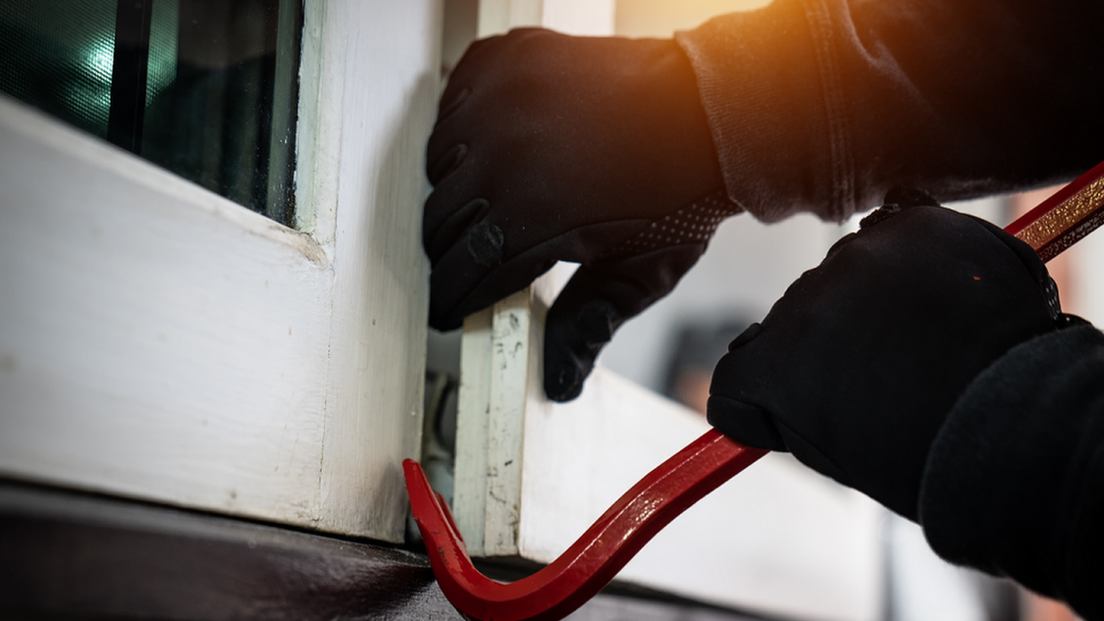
[[919, 323, 1104, 617]]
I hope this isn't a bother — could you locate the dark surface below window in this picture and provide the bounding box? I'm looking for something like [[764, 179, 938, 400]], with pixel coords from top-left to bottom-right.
[[0, 0, 302, 227]]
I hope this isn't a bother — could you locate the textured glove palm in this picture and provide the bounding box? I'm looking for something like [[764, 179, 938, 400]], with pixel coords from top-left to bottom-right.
[[707, 194, 1065, 519], [424, 28, 736, 401]]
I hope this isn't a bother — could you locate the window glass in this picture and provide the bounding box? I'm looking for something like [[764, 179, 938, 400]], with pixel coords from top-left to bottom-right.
[[0, 0, 303, 226]]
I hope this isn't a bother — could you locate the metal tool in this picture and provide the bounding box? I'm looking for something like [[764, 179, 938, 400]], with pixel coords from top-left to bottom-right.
[[405, 430, 766, 621], [405, 159, 1104, 621], [1005, 159, 1104, 261]]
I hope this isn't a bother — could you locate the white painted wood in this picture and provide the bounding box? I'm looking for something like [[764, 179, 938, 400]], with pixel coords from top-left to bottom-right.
[[453, 0, 617, 557], [314, 0, 438, 540], [293, 0, 347, 242], [613, 0, 773, 39], [477, 0, 617, 37], [0, 96, 331, 527], [1069, 229, 1104, 325], [450, 2, 885, 618], [454, 309, 494, 554], [517, 321, 886, 621], [518, 371, 885, 621], [453, 264, 573, 557], [0, 0, 441, 543], [445, 3, 556, 548], [482, 290, 532, 554], [478, 0, 544, 35], [540, 0, 616, 35]]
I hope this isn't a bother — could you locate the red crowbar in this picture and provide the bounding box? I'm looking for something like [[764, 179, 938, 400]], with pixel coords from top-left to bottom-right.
[[405, 432, 765, 621], [1005, 159, 1104, 261], [404, 160, 1104, 621]]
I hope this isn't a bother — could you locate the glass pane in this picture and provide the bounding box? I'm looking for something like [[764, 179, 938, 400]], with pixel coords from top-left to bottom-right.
[[0, 0, 303, 227]]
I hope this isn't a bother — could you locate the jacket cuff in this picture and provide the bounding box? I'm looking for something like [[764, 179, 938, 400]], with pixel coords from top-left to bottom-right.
[[919, 324, 1104, 618], [675, 0, 847, 222]]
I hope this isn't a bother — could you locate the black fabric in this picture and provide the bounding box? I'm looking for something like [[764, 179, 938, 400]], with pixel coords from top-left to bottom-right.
[[706, 203, 1063, 520], [424, 28, 741, 401], [675, 0, 1104, 222], [421, 1, 1104, 615], [675, 1, 1104, 611], [920, 325, 1104, 620]]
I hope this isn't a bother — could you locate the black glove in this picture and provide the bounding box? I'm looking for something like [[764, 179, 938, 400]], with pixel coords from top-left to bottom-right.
[[707, 190, 1067, 520], [424, 28, 738, 402]]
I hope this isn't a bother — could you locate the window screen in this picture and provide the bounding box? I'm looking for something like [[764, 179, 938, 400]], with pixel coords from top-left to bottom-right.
[[0, 0, 303, 226]]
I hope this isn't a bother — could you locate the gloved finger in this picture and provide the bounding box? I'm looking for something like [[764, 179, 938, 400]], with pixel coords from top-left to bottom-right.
[[428, 222, 560, 331], [423, 195, 489, 264], [424, 63, 485, 187], [422, 151, 488, 263], [434, 86, 470, 127], [703, 323, 789, 452], [435, 31, 511, 112], [429, 208, 656, 330], [427, 32, 546, 180], [705, 393, 788, 452], [425, 110, 474, 186], [543, 244, 705, 402], [426, 142, 467, 187], [428, 222, 501, 331], [708, 390, 850, 488], [707, 356, 854, 491], [706, 329, 846, 478]]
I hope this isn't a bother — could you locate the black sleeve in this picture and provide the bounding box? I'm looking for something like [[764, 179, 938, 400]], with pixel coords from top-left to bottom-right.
[[674, 0, 1104, 222], [919, 323, 1104, 620]]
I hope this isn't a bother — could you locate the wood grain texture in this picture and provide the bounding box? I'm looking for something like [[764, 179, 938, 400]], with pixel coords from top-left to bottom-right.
[[454, 309, 494, 555], [0, 96, 331, 527], [315, 0, 438, 541], [483, 290, 535, 555]]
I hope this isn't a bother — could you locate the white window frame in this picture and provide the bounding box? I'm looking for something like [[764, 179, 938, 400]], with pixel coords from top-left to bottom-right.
[[0, 0, 441, 543]]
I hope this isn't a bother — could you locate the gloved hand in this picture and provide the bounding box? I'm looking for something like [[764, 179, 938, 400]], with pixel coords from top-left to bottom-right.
[[707, 190, 1068, 520], [424, 28, 739, 402]]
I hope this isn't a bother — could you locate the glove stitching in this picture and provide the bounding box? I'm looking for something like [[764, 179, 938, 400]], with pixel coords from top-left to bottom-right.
[[600, 190, 742, 260], [800, 0, 857, 220], [437, 193, 737, 327]]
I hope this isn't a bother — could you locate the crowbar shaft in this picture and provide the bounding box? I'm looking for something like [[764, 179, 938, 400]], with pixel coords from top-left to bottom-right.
[[405, 159, 1104, 621]]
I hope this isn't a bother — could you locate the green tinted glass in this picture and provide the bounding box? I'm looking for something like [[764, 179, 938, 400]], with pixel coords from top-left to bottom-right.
[[0, 0, 303, 226]]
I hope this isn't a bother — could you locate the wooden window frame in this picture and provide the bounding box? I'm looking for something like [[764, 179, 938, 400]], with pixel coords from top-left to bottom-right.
[[0, 0, 441, 543]]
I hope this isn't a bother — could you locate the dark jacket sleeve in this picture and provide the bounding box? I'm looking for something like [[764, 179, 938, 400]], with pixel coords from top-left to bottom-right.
[[675, 0, 1104, 222], [919, 323, 1104, 620]]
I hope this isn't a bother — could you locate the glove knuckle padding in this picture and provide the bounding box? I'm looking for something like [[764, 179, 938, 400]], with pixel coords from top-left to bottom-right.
[[708, 204, 1061, 519], [422, 28, 732, 342]]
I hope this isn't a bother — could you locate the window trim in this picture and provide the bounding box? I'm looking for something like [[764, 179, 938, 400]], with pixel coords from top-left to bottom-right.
[[0, 0, 440, 543]]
